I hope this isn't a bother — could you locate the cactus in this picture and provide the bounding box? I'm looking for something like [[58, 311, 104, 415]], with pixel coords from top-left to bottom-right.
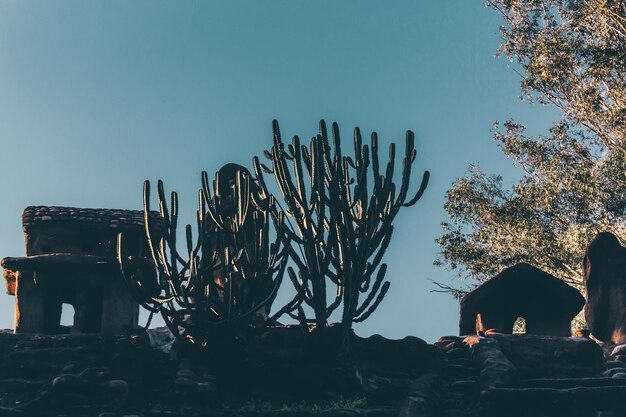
[[117, 164, 290, 345], [254, 120, 429, 353]]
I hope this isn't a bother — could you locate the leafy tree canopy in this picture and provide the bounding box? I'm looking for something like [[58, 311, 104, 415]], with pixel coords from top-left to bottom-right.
[[436, 0, 626, 292]]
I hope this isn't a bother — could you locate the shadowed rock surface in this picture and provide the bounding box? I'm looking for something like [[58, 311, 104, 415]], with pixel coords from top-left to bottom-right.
[[584, 231, 626, 344], [437, 334, 626, 417], [0, 328, 442, 417], [0, 329, 622, 416]]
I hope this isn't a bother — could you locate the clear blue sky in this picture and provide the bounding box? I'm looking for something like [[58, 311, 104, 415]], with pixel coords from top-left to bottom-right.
[[0, 1, 558, 342]]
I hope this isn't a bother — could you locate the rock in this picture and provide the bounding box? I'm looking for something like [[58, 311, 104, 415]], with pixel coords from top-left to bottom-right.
[[361, 406, 397, 417], [584, 232, 626, 344], [351, 334, 442, 377], [3, 346, 91, 378], [146, 327, 176, 354], [434, 336, 464, 346], [435, 340, 466, 354], [201, 373, 217, 382], [195, 381, 215, 392], [61, 362, 79, 373], [148, 404, 174, 415], [100, 380, 129, 396], [443, 364, 474, 377], [464, 336, 517, 389], [0, 406, 33, 416], [78, 367, 111, 383], [446, 358, 473, 368], [606, 360, 625, 369], [397, 374, 443, 417], [446, 348, 469, 359], [459, 263, 584, 336], [356, 371, 410, 401], [175, 377, 195, 387], [475, 386, 626, 415], [611, 343, 626, 357], [176, 369, 195, 378], [52, 374, 79, 390], [603, 367, 626, 377], [178, 357, 193, 370], [330, 410, 363, 417], [612, 372, 626, 379], [98, 413, 116, 417], [513, 377, 626, 389], [485, 334, 605, 378]]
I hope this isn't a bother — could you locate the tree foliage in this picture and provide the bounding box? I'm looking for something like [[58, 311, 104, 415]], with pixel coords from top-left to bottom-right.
[[491, 0, 626, 146], [436, 0, 626, 291]]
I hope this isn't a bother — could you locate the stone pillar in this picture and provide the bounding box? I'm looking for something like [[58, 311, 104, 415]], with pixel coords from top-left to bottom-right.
[[14, 271, 46, 333], [73, 283, 103, 333], [100, 272, 139, 335]]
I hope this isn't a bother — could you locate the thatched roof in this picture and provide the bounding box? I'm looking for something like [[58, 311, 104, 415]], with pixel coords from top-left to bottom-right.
[[22, 206, 163, 233]]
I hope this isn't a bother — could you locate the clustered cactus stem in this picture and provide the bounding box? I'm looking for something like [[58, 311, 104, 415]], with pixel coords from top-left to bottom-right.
[[117, 164, 289, 345], [118, 121, 429, 355], [254, 120, 430, 353]]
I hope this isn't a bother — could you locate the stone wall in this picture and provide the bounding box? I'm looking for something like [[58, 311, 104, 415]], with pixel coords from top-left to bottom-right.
[[0, 329, 624, 417]]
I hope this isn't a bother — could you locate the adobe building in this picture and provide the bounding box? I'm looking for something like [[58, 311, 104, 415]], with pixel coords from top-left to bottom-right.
[[1, 206, 161, 335], [459, 263, 585, 336]]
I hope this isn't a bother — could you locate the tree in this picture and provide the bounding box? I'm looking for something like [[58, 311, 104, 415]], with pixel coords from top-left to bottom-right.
[[490, 0, 626, 147], [436, 0, 626, 292]]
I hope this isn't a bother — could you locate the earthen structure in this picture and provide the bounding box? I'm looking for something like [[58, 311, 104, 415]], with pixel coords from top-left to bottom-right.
[[1, 206, 161, 335], [459, 263, 585, 336]]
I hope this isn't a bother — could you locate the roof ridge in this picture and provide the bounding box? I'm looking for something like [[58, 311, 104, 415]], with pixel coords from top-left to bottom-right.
[[22, 205, 163, 232]]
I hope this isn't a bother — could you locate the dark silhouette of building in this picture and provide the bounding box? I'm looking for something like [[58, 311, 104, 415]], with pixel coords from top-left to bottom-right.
[[1, 206, 160, 335], [459, 263, 584, 336]]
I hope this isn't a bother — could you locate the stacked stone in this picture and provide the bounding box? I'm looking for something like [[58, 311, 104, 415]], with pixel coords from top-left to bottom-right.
[[433, 336, 479, 417], [1, 337, 130, 415], [467, 334, 626, 417], [173, 357, 218, 395], [0, 333, 174, 417], [604, 344, 626, 379]]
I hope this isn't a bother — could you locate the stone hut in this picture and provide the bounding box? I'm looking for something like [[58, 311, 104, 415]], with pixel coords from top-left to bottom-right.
[[459, 263, 584, 336], [1, 206, 161, 335]]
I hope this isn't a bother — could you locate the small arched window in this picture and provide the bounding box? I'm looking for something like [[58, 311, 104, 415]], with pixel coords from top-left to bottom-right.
[[59, 303, 75, 331]]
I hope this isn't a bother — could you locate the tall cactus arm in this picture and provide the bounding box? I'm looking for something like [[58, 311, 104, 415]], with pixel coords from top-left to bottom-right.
[[354, 263, 388, 317], [370, 132, 382, 193], [142, 181, 161, 270], [325, 283, 343, 318], [394, 131, 416, 206], [353, 281, 390, 323], [291, 136, 308, 207], [201, 170, 225, 231], [403, 171, 430, 207], [117, 233, 163, 313]]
